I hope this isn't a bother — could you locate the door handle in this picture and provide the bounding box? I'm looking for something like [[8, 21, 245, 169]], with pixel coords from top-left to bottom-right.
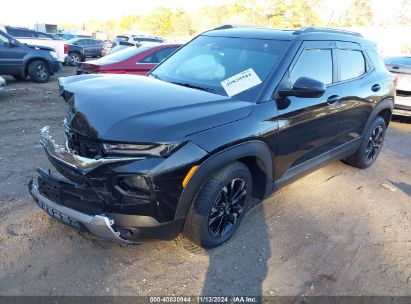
[[372, 84, 381, 92], [327, 95, 341, 105], [392, 66, 399, 70]]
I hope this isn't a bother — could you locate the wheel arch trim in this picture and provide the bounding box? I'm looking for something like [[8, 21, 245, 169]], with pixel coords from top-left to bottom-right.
[[23, 56, 51, 77], [364, 97, 394, 132], [175, 140, 273, 219]]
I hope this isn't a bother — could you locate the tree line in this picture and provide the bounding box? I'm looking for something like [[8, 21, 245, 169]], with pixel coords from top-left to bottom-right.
[[60, 0, 410, 38]]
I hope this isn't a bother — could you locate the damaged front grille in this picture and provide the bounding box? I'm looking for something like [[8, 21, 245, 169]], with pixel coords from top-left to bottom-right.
[[37, 168, 105, 215], [65, 128, 104, 159]]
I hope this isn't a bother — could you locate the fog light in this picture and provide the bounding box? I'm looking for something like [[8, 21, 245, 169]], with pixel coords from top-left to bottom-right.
[[117, 175, 151, 196]]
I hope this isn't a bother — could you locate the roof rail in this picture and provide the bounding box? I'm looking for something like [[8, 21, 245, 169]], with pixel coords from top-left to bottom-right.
[[212, 24, 253, 30], [293, 27, 363, 37]]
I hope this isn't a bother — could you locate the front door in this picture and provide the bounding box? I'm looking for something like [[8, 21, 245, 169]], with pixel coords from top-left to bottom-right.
[[274, 41, 341, 180], [0, 32, 25, 75]]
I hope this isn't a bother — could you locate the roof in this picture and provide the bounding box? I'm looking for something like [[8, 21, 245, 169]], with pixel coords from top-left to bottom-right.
[[203, 25, 373, 45]]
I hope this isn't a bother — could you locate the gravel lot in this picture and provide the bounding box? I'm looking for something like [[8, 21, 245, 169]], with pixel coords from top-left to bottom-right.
[[0, 66, 410, 296]]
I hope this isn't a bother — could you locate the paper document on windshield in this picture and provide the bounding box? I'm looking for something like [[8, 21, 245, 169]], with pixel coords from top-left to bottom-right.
[[221, 68, 262, 97]]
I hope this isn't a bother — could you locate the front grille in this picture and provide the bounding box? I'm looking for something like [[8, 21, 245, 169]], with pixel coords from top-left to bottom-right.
[[65, 129, 104, 159], [37, 170, 105, 215]]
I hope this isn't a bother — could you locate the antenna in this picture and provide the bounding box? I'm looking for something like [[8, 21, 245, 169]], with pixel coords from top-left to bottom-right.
[[327, 10, 334, 26]]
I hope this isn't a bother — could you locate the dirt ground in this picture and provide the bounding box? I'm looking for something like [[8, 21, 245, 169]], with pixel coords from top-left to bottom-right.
[[0, 66, 410, 297]]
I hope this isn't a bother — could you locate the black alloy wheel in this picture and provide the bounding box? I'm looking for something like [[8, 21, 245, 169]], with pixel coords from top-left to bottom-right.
[[183, 161, 252, 248], [365, 125, 384, 163], [208, 178, 247, 238]]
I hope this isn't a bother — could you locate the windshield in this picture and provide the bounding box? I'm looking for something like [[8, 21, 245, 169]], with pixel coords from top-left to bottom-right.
[[104, 45, 151, 61], [150, 35, 289, 101]]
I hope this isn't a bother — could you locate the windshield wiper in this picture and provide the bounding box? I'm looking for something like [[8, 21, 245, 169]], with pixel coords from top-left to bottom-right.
[[149, 73, 162, 80], [170, 81, 215, 93]]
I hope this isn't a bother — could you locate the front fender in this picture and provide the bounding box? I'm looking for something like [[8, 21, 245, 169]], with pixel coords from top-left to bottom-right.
[[175, 140, 273, 219]]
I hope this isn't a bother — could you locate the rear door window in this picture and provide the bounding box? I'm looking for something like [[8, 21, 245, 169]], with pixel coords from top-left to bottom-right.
[[155, 47, 178, 62], [337, 49, 366, 81], [289, 49, 333, 86]]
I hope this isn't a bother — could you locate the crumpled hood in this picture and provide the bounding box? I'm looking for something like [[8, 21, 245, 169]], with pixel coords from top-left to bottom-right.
[[59, 74, 253, 142]]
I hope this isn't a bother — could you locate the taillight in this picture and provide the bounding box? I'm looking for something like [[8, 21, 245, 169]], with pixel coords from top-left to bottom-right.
[[99, 70, 127, 74], [64, 44, 68, 54]]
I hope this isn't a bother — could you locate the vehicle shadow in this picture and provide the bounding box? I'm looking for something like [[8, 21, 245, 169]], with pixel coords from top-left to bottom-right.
[[391, 181, 411, 197], [201, 200, 270, 297]]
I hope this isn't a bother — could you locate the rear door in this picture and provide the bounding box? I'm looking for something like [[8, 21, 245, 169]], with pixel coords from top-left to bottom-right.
[[77, 39, 90, 55], [274, 41, 341, 177], [331, 44, 377, 148], [89, 39, 101, 56]]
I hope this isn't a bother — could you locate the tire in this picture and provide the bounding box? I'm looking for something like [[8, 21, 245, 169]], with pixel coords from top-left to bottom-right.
[[68, 52, 81, 66], [28, 60, 50, 83], [343, 116, 386, 169], [183, 161, 252, 249]]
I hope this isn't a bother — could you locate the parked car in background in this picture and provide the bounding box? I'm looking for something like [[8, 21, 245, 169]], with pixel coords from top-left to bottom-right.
[[107, 41, 163, 55], [5, 26, 68, 63], [0, 76, 5, 91], [0, 29, 60, 82], [65, 43, 86, 66], [76, 43, 181, 75], [112, 35, 165, 48], [106, 43, 130, 55], [384, 56, 411, 116], [67, 38, 103, 58], [43, 32, 64, 40], [31, 27, 394, 248], [101, 40, 114, 56]]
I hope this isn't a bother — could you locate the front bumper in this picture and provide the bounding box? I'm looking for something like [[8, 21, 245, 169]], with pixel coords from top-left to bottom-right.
[[49, 59, 61, 74], [29, 179, 127, 242]]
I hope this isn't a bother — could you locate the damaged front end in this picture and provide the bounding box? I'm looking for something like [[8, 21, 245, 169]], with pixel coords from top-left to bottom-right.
[[29, 75, 209, 243], [30, 126, 144, 242], [29, 125, 207, 243]]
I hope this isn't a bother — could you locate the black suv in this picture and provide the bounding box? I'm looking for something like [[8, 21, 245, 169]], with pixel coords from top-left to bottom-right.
[[29, 27, 395, 248], [0, 30, 60, 82]]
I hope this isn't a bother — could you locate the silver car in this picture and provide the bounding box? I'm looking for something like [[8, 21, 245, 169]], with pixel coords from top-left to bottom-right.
[[384, 56, 411, 116]]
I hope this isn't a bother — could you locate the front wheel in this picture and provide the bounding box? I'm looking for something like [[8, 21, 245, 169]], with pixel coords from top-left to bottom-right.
[[183, 161, 252, 249], [28, 60, 50, 83], [343, 116, 386, 169]]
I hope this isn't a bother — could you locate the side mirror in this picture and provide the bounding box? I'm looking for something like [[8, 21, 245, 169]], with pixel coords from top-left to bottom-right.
[[278, 77, 326, 98], [9, 39, 19, 47]]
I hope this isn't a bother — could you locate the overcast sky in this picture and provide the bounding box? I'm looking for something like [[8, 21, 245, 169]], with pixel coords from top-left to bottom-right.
[[0, 0, 400, 28]]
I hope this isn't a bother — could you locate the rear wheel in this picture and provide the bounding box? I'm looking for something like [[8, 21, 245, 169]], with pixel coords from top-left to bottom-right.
[[343, 116, 386, 169], [68, 52, 81, 66], [183, 162, 252, 249], [28, 60, 50, 83]]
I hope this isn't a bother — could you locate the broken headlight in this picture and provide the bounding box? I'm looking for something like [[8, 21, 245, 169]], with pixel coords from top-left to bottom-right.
[[102, 142, 182, 157]]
